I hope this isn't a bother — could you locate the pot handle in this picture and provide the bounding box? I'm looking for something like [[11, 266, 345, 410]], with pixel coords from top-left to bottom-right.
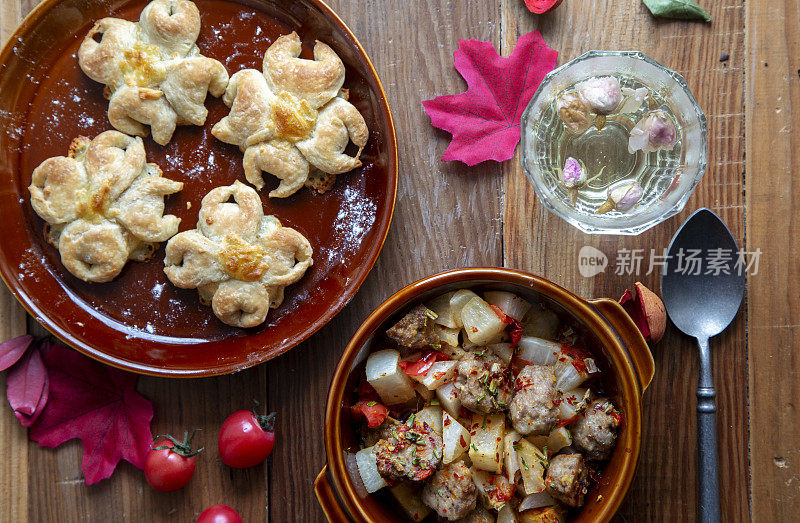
[[590, 298, 655, 393], [315, 464, 351, 522]]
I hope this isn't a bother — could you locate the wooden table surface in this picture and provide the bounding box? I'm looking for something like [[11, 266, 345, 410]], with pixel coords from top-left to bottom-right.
[[0, 0, 797, 521]]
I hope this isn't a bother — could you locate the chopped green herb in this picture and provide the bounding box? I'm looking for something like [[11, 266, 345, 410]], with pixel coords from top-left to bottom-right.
[[521, 456, 529, 470], [366, 401, 377, 407], [430, 399, 440, 406], [425, 309, 438, 320], [513, 442, 522, 451], [431, 342, 442, 350], [482, 416, 488, 429], [477, 393, 487, 403], [471, 444, 479, 452], [406, 413, 416, 427]]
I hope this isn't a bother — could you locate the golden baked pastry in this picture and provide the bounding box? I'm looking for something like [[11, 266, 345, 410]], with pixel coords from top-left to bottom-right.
[[28, 130, 183, 282], [212, 32, 368, 198], [78, 0, 229, 145], [163, 181, 313, 328]]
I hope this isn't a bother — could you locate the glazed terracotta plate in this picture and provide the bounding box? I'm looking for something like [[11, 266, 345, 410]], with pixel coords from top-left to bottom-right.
[[0, 0, 397, 376]]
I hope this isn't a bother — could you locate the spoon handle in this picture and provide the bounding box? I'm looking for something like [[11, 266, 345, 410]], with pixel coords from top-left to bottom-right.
[[697, 336, 721, 523]]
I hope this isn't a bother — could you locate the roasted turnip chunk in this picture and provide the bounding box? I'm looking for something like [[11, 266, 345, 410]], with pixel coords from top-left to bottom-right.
[[498, 502, 519, 523], [504, 429, 523, 482], [484, 291, 532, 321], [518, 491, 555, 512], [469, 413, 505, 473], [436, 381, 461, 417], [517, 337, 561, 366], [547, 426, 572, 453], [472, 467, 516, 510], [413, 360, 458, 390], [488, 342, 514, 364], [435, 324, 461, 348], [522, 308, 560, 340], [428, 289, 479, 328], [356, 446, 387, 493], [516, 439, 547, 495], [442, 411, 471, 463], [389, 483, 431, 522], [461, 297, 506, 345], [415, 405, 443, 434], [366, 349, 415, 405], [558, 388, 591, 420]]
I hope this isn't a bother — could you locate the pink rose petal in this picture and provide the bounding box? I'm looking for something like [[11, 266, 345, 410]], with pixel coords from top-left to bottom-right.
[[0, 334, 34, 371], [7, 346, 47, 416]]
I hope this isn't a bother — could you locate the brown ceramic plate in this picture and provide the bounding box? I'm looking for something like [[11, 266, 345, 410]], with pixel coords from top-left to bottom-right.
[[317, 268, 654, 522], [0, 0, 397, 376]]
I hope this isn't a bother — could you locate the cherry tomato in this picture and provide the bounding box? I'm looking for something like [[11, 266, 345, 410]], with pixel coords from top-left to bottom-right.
[[196, 504, 243, 523], [218, 406, 276, 468], [144, 431, 202, 492]]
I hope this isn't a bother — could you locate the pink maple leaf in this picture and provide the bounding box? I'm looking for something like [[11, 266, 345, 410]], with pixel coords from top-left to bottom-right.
[[29, 344, 154, 485], [0, 334, 34, 371], [422, 31, 557, 166]]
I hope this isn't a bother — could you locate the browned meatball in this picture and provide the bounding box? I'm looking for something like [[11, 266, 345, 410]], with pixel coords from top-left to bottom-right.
[[421, 461, 477, 520], [373, 422, 443, 482], [571, 398, 621, 461], [544, 453, 590, 507], [455, 350, 513, 414], [509, 365, 560, 435], [386, 304, 439, 349]]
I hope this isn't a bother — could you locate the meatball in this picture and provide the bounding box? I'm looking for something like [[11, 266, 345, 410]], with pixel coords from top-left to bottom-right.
[[455, 506, 495, 523], [544, 453, 590, 507], [373, 422, 443, 482], [421, 461, 477, 520], [509, 365, 561, 435], [571, 398, 621, 461], [386, 304, 439, 349], [455, 350, 513, 414]]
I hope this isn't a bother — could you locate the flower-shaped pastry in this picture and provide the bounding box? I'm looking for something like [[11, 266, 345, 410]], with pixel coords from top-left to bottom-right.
[[211, 32, 368, 198], [28, 130, 184, 282], [78, 0, 229, 145], [163, 181, 313, 328]]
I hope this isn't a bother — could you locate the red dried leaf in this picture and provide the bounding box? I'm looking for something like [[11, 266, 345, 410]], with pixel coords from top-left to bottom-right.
[[620, 288, 652, 340], [0, 334, 34, 371], [422, 31, 557, 166], [524, 0, 565, 14], [29, 344, 154, 485], [15, 373, 49, 428], [6, 347, 46, 417]]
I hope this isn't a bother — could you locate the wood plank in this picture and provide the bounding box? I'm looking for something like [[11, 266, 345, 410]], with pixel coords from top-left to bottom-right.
[[501, 1, 748, 521], [1, 3, 40, 522], [266, 0, 504, 520], [745, 0, 800, 520]]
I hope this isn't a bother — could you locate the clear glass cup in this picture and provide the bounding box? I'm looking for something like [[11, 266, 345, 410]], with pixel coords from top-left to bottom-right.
[[520, 50, 707, 235]]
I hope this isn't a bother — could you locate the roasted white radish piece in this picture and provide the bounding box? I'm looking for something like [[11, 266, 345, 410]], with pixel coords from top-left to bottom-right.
[[504, 430, 523, 483], [427, 291, 458, 328], [436, 381, 461, 417], [450, 289, 481, 327], [413, 360, 458, 390], [522, 308, 560, 340], [472, 467, 516, 510], [558, 388, 591, 420], [389, 483, 431, 522], [415, 405, 443, 434], [366, 349, 415, 405], [461, 296, 506, 345], [434, 324, 461, 348], [484, 291, 532, 321], [498, 502, 519, 523], [355, 446, 387, 493], [516, 438, 547, 495], [517, 337, 561, 365], [547, 426, 572, 453], [469, 413, 505, 473], [488, 342, 514, 364], [442, 411, 471, 463], [519, 506, 565, 523], [414, 382, 434, 401]]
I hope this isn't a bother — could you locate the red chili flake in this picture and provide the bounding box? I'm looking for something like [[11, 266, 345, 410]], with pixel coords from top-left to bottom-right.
[[398, 351, 451, 376], [490, 304, 512, 324], [508, 318, 523, 347], [556, 414, 580, 429], [444, 418, 452, 427], [460, 435, 467, 447]]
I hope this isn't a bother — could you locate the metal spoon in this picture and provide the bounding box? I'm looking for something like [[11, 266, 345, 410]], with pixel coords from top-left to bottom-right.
[[660, 208, 745, 523]]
